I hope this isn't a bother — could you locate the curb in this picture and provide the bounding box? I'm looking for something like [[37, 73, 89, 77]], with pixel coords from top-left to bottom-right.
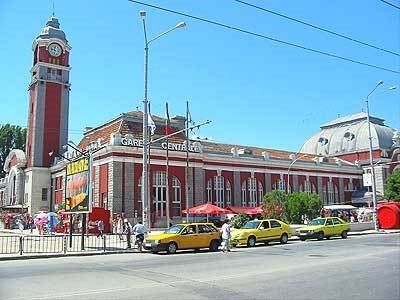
[[0, 249, 139, 261]]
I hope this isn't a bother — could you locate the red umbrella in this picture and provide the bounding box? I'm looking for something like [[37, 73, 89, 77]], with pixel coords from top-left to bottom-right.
[[244, 206, 263, 215], [182, 203, 231, 215]]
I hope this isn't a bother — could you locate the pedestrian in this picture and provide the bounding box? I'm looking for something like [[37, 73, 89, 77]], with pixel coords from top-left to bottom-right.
[[220, 219, 231, 253], [350, 214, 355, 223], [17, 219, 24, 233], [132, 221, 146, 252], [116, 215, 124, 240], [97, 219, 104, 238], [28, 215, 34, 233]]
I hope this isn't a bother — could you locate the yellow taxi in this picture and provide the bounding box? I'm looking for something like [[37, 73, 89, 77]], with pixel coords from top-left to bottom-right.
[[296, 217, 350, 241], [144, 223, 221, 254], [231, 219, 291, 247]]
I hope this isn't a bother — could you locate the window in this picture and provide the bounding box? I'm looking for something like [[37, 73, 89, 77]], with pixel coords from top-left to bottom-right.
[[172, 176, 181, 216], [153, 171, 167, 217], [138, 177, 142, 213], [181, 225, 196, 235], [326, 219, 334, 226], [332, 218, 340, 225], [226, 181, 232, 207], [260, 221, 270, 229], [241, 181, 247, 207], [274, 179, 286, 193], [198, 224, 212, 233], [41, 188, 48, 201], [270, 220, 281, 228], [214, 176, 224, 207], [101, 192, 107, 208], [242, 178, 263, 207]]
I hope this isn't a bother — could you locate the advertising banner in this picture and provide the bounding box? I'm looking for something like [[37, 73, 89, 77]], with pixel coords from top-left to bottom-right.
[[65, 157, 90, 213]]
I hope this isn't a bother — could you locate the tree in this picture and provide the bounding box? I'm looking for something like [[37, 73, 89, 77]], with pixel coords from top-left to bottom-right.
[[286, 192, 308, 224], [230, 213, 251, 229], [0, 124, 27, 178], [384, 170, 400, 201], [307, 193, 323, 219], [261, 190, 287, 221]]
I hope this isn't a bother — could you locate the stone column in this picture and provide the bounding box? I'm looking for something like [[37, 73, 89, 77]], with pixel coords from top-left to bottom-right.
[[233, 171, 241, 206], [124, 162, 134, 218], [339, 177, 345, 204], [264, 173, 271, 194], [194, 167, 204, 206], [293, 175, 299, 192], [187, 167, 194, 207], [317, 176, 323, 202]]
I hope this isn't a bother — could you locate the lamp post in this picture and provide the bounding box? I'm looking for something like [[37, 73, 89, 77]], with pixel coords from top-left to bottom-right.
[[287, 154, 307, 194], [365, 81, 396, 231], [140, 11, 186, 231]]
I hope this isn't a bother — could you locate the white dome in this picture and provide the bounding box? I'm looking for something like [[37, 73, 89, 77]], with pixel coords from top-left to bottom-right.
[[301, 112, 396, 156]]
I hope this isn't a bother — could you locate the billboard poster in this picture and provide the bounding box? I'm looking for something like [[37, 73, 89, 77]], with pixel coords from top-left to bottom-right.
[[65, 157, 90, 213]]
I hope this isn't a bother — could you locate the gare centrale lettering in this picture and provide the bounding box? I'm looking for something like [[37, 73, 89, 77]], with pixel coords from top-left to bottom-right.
[[120, 136, 201, 153]]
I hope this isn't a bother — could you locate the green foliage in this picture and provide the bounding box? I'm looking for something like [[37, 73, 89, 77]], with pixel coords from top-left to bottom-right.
[[261, 190, 287, 221], [261, 190, 323, 224], [230, 213, 251, 229], [0, 124, 27, 178], [384, 170, 400, 201]]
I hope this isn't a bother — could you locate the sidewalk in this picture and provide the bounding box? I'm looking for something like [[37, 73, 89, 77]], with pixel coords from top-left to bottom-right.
[[1, 228, 399, 261]]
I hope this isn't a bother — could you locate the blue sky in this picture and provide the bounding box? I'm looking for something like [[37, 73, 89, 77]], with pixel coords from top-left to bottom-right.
[[0, 0, 399, 152]]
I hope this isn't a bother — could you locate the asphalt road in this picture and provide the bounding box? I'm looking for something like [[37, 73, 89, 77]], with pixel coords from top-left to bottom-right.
[[1, 234, 399, 300]]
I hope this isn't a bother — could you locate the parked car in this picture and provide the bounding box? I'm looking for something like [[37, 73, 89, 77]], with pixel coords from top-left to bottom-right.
[[144, 223, 221, 254], [296, 217, 350, 241], [231, 219, 291, 247]]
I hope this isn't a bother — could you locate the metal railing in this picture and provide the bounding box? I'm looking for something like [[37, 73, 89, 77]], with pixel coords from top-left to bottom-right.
[[0, 233, 136, 256]]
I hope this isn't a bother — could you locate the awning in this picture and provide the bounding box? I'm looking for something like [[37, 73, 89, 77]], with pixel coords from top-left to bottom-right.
[[324, 205, 357, 210]]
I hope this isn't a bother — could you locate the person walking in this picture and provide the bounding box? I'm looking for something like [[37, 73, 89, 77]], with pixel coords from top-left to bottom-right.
[[220, 219, 231, 253], [97, 219, 104, 238], [132, 221, 146, 252], [116, 215, 124, 240]]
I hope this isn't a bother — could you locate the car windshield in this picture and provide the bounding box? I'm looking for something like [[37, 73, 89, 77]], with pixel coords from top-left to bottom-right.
[[308, 219, 326, 226], [164, 225, 184, 234], [242, 221, 261, 229]]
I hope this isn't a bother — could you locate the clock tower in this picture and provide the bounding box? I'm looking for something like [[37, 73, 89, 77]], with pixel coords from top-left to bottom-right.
[[26, 16, 71, 168]]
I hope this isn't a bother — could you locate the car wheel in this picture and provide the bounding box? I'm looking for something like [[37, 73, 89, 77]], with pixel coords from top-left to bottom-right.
[[280, 233, 288, 244], [247, 236, 256, 247], [166, 242, 177, 254], [209, 239, 219, 252], [341, 230, 348, 239], [326, 236, 331, 240], [264, 241, 269, 246], [317, 231, 324, 240], [300, 237, 306, 241]]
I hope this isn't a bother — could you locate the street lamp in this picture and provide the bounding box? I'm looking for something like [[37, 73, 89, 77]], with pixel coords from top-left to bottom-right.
[[287, 154, 308, 194], [365, 81, 396, 231], [140, 11, 186, 231]]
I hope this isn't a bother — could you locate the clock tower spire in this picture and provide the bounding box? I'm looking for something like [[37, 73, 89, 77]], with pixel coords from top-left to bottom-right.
[[26, 16, 71, 167]]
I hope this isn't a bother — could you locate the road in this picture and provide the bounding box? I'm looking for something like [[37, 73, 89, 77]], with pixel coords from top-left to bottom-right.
[[0, 234, 399, 300]]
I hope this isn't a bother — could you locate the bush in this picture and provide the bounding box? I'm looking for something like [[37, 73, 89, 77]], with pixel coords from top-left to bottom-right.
[[230, 213, 251, 229], [261, 190, 287, 221], [384, 170, 400, 201]]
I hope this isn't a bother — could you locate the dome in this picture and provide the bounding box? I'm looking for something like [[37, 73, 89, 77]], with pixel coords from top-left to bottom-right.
[[300, 112, 396, 156], [36, 16, 68, 44]]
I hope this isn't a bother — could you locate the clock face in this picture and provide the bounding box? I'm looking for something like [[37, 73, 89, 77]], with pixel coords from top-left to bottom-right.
[[48, 43, 62, 57]]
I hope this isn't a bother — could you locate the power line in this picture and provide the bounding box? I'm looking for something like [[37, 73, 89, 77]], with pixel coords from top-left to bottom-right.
[[379, 0, 400, 10], [234, 0, 400, 57], [127, 0, 400, 75]]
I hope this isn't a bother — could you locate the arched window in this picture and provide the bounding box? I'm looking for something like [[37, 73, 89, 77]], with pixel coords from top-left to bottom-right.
[[138, 176, 142, 214], [152, 171, 167, 217], [258, 182, 264, 204], [325, 181, 338, 204], [273, 179, 286, 193], [214, 176, 224, 207], [241, 181, 247, 207], [206, 179, 212, 203], [299, 180, 316, 196], [172, 176, 181, 216], [226, 181, 232, 207], [248, 178, 257, 207], [242, 178, 263, 207]]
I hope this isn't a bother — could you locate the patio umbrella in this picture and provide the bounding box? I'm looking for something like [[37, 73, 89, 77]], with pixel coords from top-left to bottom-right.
[[244, 206, 264, 215], [182, 203, 232, 215]]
